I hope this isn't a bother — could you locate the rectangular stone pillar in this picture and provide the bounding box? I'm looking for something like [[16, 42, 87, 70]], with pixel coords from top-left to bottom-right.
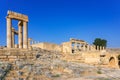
[[18, 24, 23, 49], [7, 18, 12, 48], [23, 21, 28, 49]]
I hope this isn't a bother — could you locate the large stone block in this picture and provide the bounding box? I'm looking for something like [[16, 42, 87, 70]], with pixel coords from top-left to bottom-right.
[[8, 59, 17, 63], [0, 58, 9, 61], [26, 56, 34, 59], [18, 56, 26, 59], [8, 56, 17, 59], [0, 56, 7, 59]]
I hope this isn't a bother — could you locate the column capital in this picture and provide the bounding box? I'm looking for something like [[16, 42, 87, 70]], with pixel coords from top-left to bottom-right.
[[18, 21, 23, 26], [6, 16, 11, 19], [12, 27, 15, 32]]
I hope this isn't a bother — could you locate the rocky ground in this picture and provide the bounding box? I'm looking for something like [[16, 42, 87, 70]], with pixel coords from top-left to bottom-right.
[[0, 48, 120, 80], [0, 62, 11, 80]]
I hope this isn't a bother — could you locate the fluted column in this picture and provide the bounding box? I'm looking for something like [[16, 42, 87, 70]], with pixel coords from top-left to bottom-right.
[[23, 21, 28, 49], [12, 28, 15, 48], [7, 18, 12, 48], [18, 24, 23, 48]]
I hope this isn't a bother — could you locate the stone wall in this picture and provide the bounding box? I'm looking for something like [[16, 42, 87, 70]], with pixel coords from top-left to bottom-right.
[[0, 49, 35, 63], [62, 42, 71, 53], [82, 52, 101, 64], [32, 42, 62, 52]]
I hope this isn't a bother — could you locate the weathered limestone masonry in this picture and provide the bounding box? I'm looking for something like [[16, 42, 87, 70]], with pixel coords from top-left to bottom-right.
[[62, 38, 104, 54], [31, 38, 105, 54], [11, 27, 18, 48], [32, 42, 62, 52], [0, 49, 35, 63], [6, 10, 29, 49], [31, 38, 120, 68], [0, 49, 38, 80], [0, 10, 119, 72]]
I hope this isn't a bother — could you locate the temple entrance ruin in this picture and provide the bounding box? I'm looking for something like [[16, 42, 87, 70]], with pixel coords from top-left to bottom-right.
[[70, 38, 89, 53], [109, 57, 115, 68], [6, 10, 29, 49]]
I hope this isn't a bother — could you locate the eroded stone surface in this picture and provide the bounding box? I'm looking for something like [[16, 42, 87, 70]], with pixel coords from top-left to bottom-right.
[[0, 48, 119, 80]]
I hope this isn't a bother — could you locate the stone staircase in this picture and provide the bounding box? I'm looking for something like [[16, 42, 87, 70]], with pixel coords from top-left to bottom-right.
[[0, 49, 54, 80]]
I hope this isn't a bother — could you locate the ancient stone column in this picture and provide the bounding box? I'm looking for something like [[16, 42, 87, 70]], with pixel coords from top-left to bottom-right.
[[87, 45, 90, 51], [23, 21, 28, 49], [97, 46, 99, 51], [7, 18, 12, 48], [74, 43, 77, 49], [103, 47, 105, 50], [79, 44, 81, 50], [83, 44, 86, 51], [93, 45, 96, 51], [18, 23, 23, 49], [28, 38, 31, 48], [90, 45, 92, 51], [100, 46, 102, 51], [12, 28, 15, 48], [94, 45, 96, 51]]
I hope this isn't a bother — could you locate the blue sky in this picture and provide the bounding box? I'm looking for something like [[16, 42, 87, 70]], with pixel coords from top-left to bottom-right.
[[0, 0, 120, 48]]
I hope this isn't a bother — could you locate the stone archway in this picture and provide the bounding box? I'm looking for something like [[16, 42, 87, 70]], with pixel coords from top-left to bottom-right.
[[118, 55, 120, 68], [109, 57, 116, 68]]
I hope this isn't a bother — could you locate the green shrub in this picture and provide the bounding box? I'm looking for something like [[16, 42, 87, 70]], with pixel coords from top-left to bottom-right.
[[52, 74, 60, 77], [97, 70, 102, 74]]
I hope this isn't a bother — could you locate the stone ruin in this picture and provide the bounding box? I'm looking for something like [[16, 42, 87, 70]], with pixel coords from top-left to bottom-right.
[[0, 10, 120, 71], [6, 10, 29, 49], [0, 10, 120, 80], [62, 38, 105, 53], [31, 38, 105, 54], [31, 37, 120, 69]]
